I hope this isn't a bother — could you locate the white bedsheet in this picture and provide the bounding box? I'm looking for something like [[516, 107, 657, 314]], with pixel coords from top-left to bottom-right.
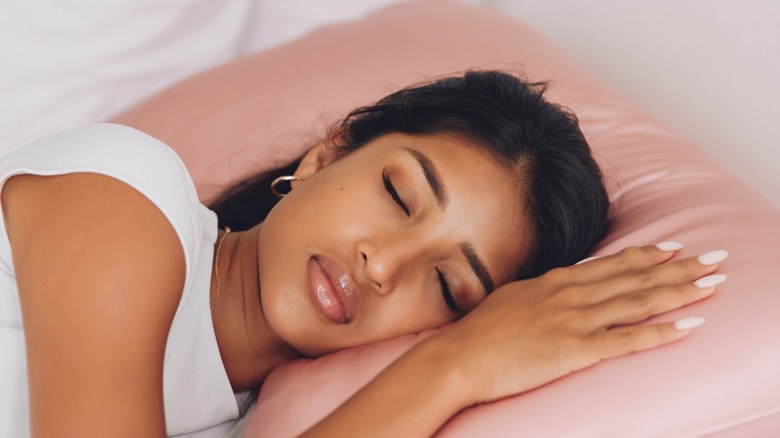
[[0, 0, 434, 157]]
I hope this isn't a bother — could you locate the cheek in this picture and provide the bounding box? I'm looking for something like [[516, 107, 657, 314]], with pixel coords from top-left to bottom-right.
[[287, 175, 371, 235], [253, 182, 371, 354], [363, 290, 453, 340], [255, 201, 317, 349]]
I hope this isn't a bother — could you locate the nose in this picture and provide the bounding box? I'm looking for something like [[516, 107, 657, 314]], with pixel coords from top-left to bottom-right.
[[359, 240, 419, 296]]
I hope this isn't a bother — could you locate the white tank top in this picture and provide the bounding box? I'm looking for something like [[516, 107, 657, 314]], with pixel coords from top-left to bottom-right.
[[0, 124, 239, 436]]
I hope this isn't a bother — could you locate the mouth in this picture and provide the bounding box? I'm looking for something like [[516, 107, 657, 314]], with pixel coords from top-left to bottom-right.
[[307, 256, 359, 324]]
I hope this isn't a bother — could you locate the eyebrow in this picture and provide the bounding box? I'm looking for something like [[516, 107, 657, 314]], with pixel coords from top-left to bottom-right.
[[459, 242, 495, 295], [402, 147, 496, 295]]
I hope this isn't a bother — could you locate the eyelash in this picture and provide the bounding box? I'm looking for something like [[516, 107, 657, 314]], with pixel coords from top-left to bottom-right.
[[382, 170, 459, 314], [437, 269, 460, 314], [382, 170, 410, 216]]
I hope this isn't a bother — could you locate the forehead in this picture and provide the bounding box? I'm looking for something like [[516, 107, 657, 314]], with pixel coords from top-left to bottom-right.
[[374, 132, 531, 286]]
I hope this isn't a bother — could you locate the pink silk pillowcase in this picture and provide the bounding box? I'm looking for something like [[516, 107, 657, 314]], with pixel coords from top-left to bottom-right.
[[111, 0, 780, 436]]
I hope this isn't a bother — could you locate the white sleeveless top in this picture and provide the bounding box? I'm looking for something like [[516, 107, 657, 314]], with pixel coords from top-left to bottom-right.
[[0, 124, 240, 436]]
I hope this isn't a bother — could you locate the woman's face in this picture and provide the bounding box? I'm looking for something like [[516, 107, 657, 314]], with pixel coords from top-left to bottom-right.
[[258, 132, 530, 357]]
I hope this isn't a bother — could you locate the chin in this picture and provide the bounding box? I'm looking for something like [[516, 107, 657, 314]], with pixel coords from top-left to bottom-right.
[[259, 288, 332, 358], [282, 327, 341, 359]]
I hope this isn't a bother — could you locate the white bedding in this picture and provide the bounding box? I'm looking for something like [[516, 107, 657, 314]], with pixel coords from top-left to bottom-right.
[[0, 0, 425, 156]]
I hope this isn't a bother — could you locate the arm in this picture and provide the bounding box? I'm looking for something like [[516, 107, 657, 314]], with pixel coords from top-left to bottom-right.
[[303, 245, 722, 437], [3, 172, 186, 437]]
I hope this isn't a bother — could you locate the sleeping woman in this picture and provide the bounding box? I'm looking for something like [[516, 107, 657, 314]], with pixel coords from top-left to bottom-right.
[[0, 70, 725, 437]]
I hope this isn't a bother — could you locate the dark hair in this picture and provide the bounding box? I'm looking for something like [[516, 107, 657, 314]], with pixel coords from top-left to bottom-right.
[[209, 70, 610, 280]]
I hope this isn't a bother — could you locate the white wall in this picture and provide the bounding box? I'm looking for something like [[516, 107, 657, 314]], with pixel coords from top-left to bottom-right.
[[486, 0, 780, 209]]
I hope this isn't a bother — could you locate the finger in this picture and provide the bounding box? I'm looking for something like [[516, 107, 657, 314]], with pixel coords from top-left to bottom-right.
[[568, 243, 683, 283], [585, 274, 726, 327], [574, 256, 601, 265], [591, 317, 706, 360], [584, 251, 728, 304]]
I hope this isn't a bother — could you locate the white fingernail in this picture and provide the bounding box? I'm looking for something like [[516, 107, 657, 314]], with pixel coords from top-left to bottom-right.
[[674, 317, 706, 330], [694, 274, 727, 289], [697, 250, 729, 265], [655, 241, 684, 251], [575, 256, 601, 265]]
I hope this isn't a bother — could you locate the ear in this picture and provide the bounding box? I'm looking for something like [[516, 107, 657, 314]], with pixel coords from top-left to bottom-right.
[[291, 141, 343, 187]]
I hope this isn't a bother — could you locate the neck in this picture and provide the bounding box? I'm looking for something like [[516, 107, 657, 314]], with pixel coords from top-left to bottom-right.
[[210, 225, 301, 392]]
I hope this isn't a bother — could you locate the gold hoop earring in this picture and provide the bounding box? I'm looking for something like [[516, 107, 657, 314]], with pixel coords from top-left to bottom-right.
[[271, 175, 303, 198]]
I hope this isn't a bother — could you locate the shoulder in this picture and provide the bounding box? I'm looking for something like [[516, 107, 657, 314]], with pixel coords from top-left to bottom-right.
[[3, 170, 186, 315], [1, 123, 203, 276], [2, 169, 186, 336]]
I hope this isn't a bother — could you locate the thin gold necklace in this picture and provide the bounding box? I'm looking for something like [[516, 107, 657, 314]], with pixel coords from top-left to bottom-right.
[[211, 227, 231, 312]]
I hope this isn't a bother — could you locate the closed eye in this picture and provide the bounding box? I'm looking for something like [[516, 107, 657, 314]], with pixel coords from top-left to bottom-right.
[[437, 268, 460, 314], [382, 170, 410, 216]]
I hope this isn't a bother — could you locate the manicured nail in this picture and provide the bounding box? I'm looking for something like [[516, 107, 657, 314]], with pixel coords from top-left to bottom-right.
[[655, 241, 684, 251], [697, 250, 729, 266], [575, 256, 601, 265], [694, 274, 727, 289], [674, 317, 706, 330]]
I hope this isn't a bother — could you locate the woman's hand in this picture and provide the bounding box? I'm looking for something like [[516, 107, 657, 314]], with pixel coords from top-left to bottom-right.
[[430, 243, 727, 405]]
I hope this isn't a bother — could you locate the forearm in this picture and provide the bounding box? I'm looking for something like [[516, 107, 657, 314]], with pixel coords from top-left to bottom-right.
[[301, 336, 473, 437]]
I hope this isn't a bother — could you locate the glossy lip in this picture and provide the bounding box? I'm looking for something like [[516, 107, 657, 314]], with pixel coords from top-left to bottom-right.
[[308, 256, 360, 324]]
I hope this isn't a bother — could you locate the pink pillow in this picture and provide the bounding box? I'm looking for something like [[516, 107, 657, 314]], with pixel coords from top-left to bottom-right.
[[111, 1, 780, 436]]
